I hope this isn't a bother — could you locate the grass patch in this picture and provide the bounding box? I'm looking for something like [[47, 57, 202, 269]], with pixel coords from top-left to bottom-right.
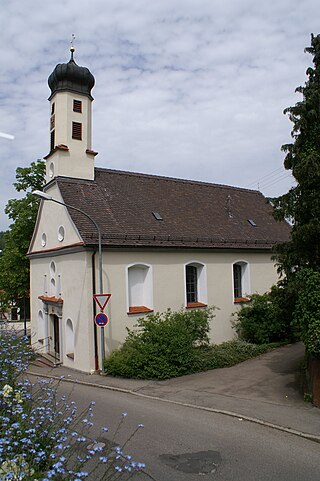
[[197, 340, 282, 371]]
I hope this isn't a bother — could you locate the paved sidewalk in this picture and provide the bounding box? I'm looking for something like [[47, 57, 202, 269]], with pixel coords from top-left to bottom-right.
[[27, 343, 320, 442]]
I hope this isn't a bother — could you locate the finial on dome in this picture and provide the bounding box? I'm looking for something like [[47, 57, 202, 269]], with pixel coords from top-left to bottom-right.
[[70, 33, 75, 61]]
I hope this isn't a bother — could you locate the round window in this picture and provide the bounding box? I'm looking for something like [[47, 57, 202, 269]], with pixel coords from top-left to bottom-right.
[[58, 225, 65, 242], [41, 233, 47, 247]]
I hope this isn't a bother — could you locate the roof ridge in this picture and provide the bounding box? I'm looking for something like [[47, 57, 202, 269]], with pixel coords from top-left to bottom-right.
[[55, 176, 98, 185], [94, 167, 260, 194]]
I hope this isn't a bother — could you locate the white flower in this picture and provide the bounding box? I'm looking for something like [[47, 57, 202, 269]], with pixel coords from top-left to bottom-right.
[[2, 384, 13, 397], [0, 455, 35, 479], [15, 391, 23, 403]]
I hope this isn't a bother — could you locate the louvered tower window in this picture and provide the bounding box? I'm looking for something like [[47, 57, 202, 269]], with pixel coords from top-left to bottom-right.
[[50, 130, 55, 152], [73, 100, 82, 113], [72, 121, 82, 140]]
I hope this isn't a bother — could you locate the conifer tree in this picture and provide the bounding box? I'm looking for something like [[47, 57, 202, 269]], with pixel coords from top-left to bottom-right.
[[273, 34, 320, 275]]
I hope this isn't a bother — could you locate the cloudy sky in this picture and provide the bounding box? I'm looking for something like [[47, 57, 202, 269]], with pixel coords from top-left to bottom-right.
[[0, 0, 319, 231]]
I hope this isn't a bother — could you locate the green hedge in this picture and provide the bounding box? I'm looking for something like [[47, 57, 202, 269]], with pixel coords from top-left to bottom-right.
[[105, 308, 214, 379], [105, 308, 279, 380]]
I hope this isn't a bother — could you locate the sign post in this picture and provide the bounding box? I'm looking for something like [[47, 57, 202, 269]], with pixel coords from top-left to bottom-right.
[[93, 293, 111, 374]]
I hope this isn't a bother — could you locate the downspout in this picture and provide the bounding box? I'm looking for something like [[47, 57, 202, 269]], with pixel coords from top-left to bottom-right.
[[92, 251, 99, 371]]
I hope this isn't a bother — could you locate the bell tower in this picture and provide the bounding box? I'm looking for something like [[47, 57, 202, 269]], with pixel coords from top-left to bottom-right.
[[45, 47, 97, 183]]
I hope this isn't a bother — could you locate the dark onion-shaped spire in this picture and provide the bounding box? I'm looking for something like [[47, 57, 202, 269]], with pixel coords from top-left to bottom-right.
[[48, 48, 95, 99]]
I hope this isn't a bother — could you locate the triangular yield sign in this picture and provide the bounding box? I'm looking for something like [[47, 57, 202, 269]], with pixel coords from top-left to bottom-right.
[[93, 293, 111, 311]]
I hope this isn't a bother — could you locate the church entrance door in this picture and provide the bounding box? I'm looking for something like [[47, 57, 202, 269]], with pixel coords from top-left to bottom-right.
[[53, 314, 60, 355]]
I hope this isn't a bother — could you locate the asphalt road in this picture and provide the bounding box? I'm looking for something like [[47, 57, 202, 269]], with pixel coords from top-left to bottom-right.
[[56, 381, 319, 481]]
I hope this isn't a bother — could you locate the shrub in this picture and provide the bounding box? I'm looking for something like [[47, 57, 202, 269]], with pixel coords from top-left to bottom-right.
[[233, 285, 297, 344], [105, 308, 215, 380], [293, 268, 320, 358]]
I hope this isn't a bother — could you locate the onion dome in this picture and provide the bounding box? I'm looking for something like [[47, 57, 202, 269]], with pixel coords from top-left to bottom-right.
[[48, 47, 95, 99]]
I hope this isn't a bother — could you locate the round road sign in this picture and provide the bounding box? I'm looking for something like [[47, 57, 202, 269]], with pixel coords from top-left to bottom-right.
[[95, 312, 109, 327]]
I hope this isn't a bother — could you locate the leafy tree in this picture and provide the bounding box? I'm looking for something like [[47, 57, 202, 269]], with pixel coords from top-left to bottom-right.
[[0, 160, 45, 304], [273, 34, 320, 275], [232, 285, 298, 344], [293, 269, 320, 358], [0, 231, 6, 254]]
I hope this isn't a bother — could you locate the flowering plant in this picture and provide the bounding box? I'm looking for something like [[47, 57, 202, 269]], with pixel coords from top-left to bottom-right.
[[0, 323, 154, 480]]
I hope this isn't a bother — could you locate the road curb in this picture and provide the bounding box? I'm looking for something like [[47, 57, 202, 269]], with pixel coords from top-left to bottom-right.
[[26, 370, 320, 445]]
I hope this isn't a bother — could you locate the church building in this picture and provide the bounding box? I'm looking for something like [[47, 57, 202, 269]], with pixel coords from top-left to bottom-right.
[[28, 49, 291, 373]]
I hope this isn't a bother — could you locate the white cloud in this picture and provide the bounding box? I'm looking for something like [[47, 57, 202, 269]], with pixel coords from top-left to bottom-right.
[[0, 0, 319, 229]]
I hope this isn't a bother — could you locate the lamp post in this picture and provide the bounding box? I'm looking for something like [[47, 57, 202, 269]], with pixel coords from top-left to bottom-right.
[[32, 190, 105, 373]]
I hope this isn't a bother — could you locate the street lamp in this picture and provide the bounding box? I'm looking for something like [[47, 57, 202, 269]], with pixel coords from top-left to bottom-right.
[[32, 190, 105, 373]]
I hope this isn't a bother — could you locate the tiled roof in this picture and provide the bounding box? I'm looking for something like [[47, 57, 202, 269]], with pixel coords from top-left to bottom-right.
[[55, 168, 291, 249]]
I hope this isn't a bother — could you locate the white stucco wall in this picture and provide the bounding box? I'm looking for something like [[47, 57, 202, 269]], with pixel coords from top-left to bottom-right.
[[30, 244, 280, 373], [46, 91, 94, 182], [29, 184, 96, 372], [30, 183, 83, 253], [102, 249, 280, 354], [50, 91, 92, 153], [30, 250, 95, 372]]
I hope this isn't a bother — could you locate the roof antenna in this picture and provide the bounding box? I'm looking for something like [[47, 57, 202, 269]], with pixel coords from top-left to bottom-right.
[[70, 33, 75, 60]]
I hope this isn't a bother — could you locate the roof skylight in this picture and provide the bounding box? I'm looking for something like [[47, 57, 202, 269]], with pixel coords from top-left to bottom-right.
[[248, 219, 257, 227], [152, 212, 163, 221]]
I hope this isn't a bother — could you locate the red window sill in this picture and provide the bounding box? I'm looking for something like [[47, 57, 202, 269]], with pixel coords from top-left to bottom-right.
[[186, 302, 207, 309], [128, 306, 153, 315], [234, 297, 250, 304], [38, 295, 64, 304]]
